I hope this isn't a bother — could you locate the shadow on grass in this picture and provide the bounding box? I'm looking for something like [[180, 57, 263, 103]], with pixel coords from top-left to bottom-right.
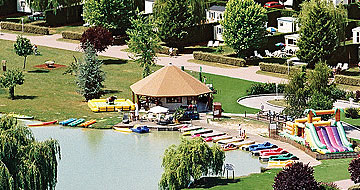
[[180, 47, 216, 54], [191, 177, 240, 189], [27, 69, 50, 73], [101, 59, 127, 65], [102, 89, 122, 95], [13, 95, 37, 100]]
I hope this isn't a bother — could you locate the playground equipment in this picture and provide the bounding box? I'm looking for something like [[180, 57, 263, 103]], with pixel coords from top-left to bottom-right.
[[281, 108, 353, 154], [88, 99, 135, 112]]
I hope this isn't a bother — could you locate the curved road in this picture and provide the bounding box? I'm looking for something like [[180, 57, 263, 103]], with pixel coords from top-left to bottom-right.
[[0, 32, 286, 83]]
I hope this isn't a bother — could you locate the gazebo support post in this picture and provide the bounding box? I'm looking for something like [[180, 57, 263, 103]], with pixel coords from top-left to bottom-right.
[[137, 95, 141, 109], [132, 92, 135, 104]]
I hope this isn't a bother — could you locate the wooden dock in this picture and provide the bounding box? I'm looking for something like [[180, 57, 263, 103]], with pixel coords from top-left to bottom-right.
[[201, 131, 225, 138]]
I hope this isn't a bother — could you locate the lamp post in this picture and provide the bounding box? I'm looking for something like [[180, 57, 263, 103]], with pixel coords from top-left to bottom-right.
[[21, 18, 24, 33]]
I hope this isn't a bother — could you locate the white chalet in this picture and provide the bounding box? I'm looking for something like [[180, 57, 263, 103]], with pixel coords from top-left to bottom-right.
[[353, 27, 360, 44], [277, 17, 298, 33], [206, 5, 225, 41], [284, 34, 299, 55], [144, 0, 155, 14]]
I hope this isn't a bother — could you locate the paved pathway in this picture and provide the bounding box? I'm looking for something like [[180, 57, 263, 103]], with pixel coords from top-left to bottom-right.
[[0, 32, 285, 83], [334, 179, 356, 190]]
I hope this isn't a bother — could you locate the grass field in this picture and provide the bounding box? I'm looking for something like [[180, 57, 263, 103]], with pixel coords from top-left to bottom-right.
[[193, 158, 353, 190], [0, 39, 259, 125]]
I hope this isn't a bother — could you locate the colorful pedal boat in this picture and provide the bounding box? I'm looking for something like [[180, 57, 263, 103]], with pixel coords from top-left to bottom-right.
[[266, 160, 294, 169], [252, 147, 283, 156], [113, 126, 132, 133], [59, 118, 76, 126], [249, 142, 277, 152], [68, 119, 85, 127], [131, 126, 150, 133], [221, 143, 238, 151]]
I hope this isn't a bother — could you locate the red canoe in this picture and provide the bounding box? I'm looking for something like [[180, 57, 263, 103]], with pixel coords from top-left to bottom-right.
[[28, 120, 57, 127]]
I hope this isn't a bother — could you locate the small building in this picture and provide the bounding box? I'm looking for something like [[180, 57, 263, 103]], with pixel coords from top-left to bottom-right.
[[353, 27, 360, 44], [284, 34, 299, 55], [17, 0, 31, 13], [214, 24, 224, 41], [144, 0, 155, 14], [130, 65, 213, 111], [277, 17, 298, 33], [206, 5, 225, 23]]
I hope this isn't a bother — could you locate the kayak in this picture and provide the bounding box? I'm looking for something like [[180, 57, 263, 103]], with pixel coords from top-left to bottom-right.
[[113, 127, 132, 133], [79, 120, 96, 127], [28, 120, 57, 127], [59, 118, 76, 126], [68, 119, 85, 127]]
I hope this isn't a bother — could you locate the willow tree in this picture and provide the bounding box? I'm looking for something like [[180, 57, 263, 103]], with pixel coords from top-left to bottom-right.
[[159, 138, 225, 190], [0, 115, 61, 190], [296, 0, 347, 68]]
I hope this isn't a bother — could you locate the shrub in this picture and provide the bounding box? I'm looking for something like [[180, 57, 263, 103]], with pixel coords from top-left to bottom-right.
[[247, 83, 285, 95], [349, 157, 360, 183], [355, 90, 360, 101], [273, 162, 319, 190], [318, 182, 340, 190], [193, 51, 246, 66], [157, 46, 178, 55], [62, 31, 83, 40], [345, 91, 356, 101], [331, 87, 347, 100], [345, 107, 359, 119], [80, 26, 114, 53], [259, 62, 301, 75], [0, 21, 49, 35], [335, 75, 360, 86]]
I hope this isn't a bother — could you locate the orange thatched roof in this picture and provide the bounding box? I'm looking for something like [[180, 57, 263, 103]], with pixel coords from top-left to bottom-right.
[[130, 65, 211, 97]]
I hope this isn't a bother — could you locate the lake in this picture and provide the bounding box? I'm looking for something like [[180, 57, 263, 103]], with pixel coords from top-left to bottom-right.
[[31, 126, 266, 190]]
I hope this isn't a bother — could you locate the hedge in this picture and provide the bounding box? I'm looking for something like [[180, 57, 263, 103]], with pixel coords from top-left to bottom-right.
[[193, 51, 246, 66], [157, 46, 178, 55], [45, 5, 83, 27], [0, 22, 49, 35], [259, 62, 301, 74], [61, 31, 83, 40], [335, 75, 360, 86]]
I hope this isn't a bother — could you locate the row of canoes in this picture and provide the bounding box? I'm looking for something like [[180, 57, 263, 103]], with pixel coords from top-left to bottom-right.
[[179, 125, 253, 151], [59, 118, 96, 127]]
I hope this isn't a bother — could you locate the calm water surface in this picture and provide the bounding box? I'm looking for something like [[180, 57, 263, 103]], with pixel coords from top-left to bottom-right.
[[31, 126, 266, 190]]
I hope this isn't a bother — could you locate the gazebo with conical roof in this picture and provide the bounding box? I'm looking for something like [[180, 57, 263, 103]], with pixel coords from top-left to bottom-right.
[[130, 65, 213, 111]]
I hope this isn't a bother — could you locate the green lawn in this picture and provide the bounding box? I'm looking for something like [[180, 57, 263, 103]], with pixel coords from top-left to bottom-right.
[[201, 73, 260, 114], [49, 25, 87, 34], [0, 39, 258, 124], [193, 158, 353, 190]]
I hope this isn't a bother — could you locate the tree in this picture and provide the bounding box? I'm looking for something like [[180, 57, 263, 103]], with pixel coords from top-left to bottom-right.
[[76, 44, 105, 101], [284, 68, 309, 117], [296, 0, 347, 68], [0, 115, 61, 190], [153, 0, 194, 48], [273, 162, 319, 190], [83, 0, 135, 35], [159, 138, 225, 190], [126, 14, 161, 78], [0, 69, 24, 100], [221, 0, 267, 58], [26, 0, 81, 11], [80, 26, 114, 53], [14, 35, 33, 70], [349, 157, 360, 183]]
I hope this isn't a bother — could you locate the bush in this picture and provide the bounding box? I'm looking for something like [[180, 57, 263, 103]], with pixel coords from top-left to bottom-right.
[[346, 91, 356, 101], [349, 158, 360, 183], [80, 26, 114, 53], [157, 46, 178, 55], [193, 51, 246, 66], [335, 75, 360, 86], [247, 83, 285, 95], [273, 162, 319, 190], [259, 62, 301, 75], [318, 182, 340, 190], [0, 22, 49, 35], [331, 87, 347, 100], [345, 108, 359, 119], [62, 31, 83, 40]]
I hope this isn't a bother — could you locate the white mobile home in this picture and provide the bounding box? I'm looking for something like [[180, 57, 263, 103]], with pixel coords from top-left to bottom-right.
[[144, 0, 155, 14], [17, 0, 31, 13], [353, 27, 360, 44], [284, 34, 299, 55], [206, 5, 225, 23], [277, 17, 298, 33], [214, 24, 224, 41]]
